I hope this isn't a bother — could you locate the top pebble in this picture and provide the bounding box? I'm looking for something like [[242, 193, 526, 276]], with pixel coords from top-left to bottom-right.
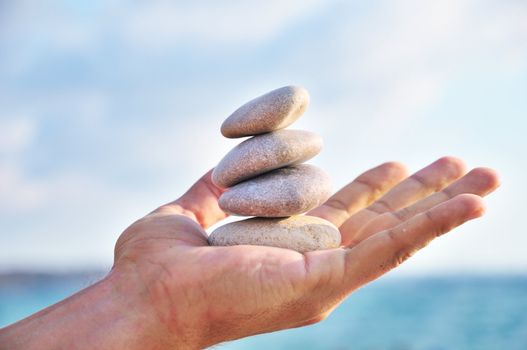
[[221, 85, 310, 138]]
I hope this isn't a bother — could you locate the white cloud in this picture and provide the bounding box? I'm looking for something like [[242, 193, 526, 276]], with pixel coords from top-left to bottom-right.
[[0, 117, 45, 212], [0, 117, 35, 154], [117, 0, 327, 48], [0, 0, 526, 271], [0, 165, 48, 213], [315, 0, 527, 143]]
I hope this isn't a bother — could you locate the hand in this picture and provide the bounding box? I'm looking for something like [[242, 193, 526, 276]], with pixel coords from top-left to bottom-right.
[[0, 157, 499, 350], [111, 156, 499, 349]]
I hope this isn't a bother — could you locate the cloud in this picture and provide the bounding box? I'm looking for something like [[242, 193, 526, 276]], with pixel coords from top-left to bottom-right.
[[117, 0, 327, 48], [307, 0, 527, 144], [0, 0, 526, 271], [0, 117, 36, 154], [0, 117, 45, 212], [0, 165, 47, 213]]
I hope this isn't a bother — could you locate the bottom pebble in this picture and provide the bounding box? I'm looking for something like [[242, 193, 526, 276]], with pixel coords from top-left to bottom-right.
[[208, 215, 341, 253]]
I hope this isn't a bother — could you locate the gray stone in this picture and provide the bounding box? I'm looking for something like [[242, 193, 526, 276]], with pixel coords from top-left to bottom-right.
[[208, 215, 341, 252], [212, 129, 323, 188], [221, 86, 310, 138], [219, 164, 331, 217]]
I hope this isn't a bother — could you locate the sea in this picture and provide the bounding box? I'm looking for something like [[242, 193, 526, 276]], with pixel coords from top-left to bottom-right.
[[1, 272, 526, 350]]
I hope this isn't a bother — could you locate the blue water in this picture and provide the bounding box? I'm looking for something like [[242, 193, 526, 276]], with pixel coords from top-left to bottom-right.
[[1, 273, 526, 349]]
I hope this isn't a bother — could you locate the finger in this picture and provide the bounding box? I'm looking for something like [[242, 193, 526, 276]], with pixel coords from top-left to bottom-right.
[[153, 169, 228, 228], [342, 194, 485, 291], [339, 156, 466, 245], [308, 162, 408, 226], [352, 167, 500, 244]]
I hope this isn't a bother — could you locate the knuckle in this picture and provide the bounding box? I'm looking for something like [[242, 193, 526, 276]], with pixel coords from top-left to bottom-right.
[[410, 173, 429, 188], [385, 229, 399, 245], [392, 207, 409, 222], [325, 198, 349, 213], [354, 178, 381, 202], [424, 210, 445, 237], [369, 199, 393, 214]]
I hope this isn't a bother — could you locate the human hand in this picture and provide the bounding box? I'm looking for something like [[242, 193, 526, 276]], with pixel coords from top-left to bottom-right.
[[110, 156, 499, 349]]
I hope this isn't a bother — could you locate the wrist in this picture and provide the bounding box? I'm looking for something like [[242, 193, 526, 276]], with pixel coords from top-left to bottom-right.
[[94, 268, 177, 349], [110, 260, 213, 350], [0, 269, 177, 350]]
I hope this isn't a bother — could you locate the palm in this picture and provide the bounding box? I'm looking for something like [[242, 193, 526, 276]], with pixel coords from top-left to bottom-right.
[[113, 157, 499, 344]]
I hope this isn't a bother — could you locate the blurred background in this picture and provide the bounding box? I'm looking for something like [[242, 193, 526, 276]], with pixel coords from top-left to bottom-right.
[[1, 0, 526, 349]]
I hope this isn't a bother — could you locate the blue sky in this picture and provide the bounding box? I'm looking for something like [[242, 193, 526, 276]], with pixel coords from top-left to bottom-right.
[[0, 0, 526, 273]]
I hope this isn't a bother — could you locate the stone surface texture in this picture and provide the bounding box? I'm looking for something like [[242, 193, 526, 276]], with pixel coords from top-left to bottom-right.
[[218, 164, 331, 217], [221, 86, 310, 138], [212, 129, 322, 188], [208, 215, 341, 252]]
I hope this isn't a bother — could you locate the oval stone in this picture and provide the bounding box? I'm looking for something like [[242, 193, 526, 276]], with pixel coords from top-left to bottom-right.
[[208, 215, 341, 252], [218, 164, 331, 217], [221, 86, 310, 138], [212, 130, 323, 188]]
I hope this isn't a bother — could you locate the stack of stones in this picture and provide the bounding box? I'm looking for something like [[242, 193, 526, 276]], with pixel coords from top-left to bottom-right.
[[208, 86, 341, 253]]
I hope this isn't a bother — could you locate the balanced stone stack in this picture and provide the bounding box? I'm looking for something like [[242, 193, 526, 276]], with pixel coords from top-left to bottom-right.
[[208, 86, 341, 252]]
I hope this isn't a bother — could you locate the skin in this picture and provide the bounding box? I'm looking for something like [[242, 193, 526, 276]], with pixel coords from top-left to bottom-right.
[[0, 157, 500, 349]]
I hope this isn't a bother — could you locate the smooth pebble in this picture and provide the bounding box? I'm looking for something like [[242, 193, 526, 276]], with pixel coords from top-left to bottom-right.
[[219, 164, 331, 217], [221, 86, 310, 138], [212, 129, 323, 188], [208, 215, 341, 252]]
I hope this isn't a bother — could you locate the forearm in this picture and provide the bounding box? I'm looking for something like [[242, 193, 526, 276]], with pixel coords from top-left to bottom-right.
[[0, 271, 174, 350]]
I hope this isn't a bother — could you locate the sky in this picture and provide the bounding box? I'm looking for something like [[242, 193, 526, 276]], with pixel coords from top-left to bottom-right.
[[0, 0, 526, 274]]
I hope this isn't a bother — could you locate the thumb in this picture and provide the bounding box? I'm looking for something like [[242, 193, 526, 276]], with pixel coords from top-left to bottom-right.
[[155, 169, 228, 228]]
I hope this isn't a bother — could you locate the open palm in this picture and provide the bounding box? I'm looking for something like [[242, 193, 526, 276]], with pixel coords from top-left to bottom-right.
[[112, 156, 499, 349]]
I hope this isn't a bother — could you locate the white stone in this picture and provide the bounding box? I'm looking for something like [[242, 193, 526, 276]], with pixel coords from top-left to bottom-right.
[[208, 215, 341, 252], [212, 129, 322, 188], [218, 164, 332, 217], [221, 86, 309, 138]]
